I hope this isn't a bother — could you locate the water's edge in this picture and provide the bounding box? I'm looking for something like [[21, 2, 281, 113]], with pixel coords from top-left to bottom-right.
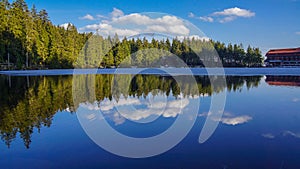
[[1, 68, 300, 76]]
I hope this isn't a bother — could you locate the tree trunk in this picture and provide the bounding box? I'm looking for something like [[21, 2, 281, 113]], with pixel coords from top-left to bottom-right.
[[26, 52, 29, 68]]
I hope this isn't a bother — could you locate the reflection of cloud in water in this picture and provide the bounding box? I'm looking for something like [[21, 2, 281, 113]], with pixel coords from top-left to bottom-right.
[[198, 111, 231, 117], [262, 133, 275, 139], [100, 98, 141, 111], [79, 102, 105, 121], [112, 112, 126, 125], [102, 97, 189, 121], [78, 93, 196, 125], [96, 93, 193, 124], [86, 113, 97, 120], [282, 130, 300, 139], [220, 115, 252, 125], [261, 131, 300, 139], [199, 111, 252, 126], [188, 94, 209, 99], [292, 98, 300, 102], [198, 112, 209, 117], [80, 102, 101, 110]]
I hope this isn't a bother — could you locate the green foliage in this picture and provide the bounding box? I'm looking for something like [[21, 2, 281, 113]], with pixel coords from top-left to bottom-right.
[[213, 41, 264, 67], [0, 0, 264, 69], [0, 0, 88, 69]]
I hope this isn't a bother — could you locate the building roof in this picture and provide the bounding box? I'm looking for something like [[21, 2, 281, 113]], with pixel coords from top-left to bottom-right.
[[266, 47, 300, 56]]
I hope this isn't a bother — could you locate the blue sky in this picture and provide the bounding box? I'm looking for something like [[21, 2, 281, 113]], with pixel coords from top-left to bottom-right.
[[24, 0, 300, 54]]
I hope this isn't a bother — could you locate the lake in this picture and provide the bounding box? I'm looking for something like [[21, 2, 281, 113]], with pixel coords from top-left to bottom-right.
[[0, 68, 300, 169]]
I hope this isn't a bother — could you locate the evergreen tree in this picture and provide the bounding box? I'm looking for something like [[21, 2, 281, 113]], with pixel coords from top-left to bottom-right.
[[0, 0, 263, 69]]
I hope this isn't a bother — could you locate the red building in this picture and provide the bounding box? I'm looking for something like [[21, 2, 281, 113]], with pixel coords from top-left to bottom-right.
[[265, 47, 300, 67], [265, 76, 300, 87]]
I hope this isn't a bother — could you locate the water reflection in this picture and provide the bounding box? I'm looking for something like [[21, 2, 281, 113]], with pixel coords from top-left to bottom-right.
[[262, 131, 300, 140], [100, 95, 189, 124], [199, 112, 253, 126], [0, 75, 261, 148], [266, 76, 300, 87]]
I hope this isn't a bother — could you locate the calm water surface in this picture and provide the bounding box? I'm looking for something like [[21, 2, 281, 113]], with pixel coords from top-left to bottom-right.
[[0, 71, 300, 169]]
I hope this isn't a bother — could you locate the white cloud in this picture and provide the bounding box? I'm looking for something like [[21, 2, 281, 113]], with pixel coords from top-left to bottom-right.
[[188, 12, 213, 23], [79, 14, 95, 20], [177, 35, 210, 41], [96, 14, 107, 19], [219, 16, 237, 23], [188, 12, 195, 18], [282, 130, 300, 138], [81, 24, 100, 31], [79, 8, 199, 38], [112, 112, 126, 125], [99, 94, 190, 124], [296, 32, 300, 35], [214, 7, 255, 23], [164, 99, 189, 117], [199, 111, 252, 126], [100, 97, 141, 111], [292, 98, 300, 102], [191, 7, 255, 23], [80, 102, 101, 110], [59, 23, 73, 30], [199, 16, 214, 23], [262, 131, 300, 139], [220, 115, 252, 125], [112, 13, 154, 25], [111, 7, 124, 18], [109, 14, 189, 35], [262, 133, 275, 139], [213, 7, 255, 18], [86, 113, 97, 120], [77, 93, 195, 125], [198, 112, 212, 117], [80, 23, 141, 36]]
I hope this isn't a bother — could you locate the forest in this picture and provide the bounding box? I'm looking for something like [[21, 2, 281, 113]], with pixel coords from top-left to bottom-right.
[[0, 0, 264, 69]]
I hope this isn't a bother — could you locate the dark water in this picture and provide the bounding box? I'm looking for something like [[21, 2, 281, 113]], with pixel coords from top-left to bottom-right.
[[0, 73, 300, 169]]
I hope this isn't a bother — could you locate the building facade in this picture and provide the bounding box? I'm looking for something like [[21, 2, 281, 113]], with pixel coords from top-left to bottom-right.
[[265, 76, 300, 87], [265, 47, 300, 67]]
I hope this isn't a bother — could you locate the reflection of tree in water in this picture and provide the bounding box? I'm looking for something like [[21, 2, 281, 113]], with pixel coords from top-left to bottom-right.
[[0, 75, 74, 148], [0, 74, 262, 148]]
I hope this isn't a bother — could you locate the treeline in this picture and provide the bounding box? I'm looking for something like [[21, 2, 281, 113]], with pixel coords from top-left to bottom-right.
[[213, 41, 264, 67], [0, 0, 264, 69], [0, 0, 88, 69], [75, 35, 264, 68]]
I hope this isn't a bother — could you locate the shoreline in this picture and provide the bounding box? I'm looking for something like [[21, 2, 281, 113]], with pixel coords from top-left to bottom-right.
[[1, 67, 300, 76]]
